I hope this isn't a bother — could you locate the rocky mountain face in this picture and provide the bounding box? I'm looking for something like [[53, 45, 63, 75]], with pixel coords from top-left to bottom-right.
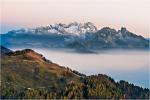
[[70, 27, 149, 50], [1, 22, 149, 52], [0, 46, 149, 99]]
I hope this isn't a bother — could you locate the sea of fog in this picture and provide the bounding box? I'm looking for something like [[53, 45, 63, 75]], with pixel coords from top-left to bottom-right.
[[12, 48, 150, 88]]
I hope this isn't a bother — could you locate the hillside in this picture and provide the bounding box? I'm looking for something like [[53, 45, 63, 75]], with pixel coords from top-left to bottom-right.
[[1, 48, 80, 88], [0, 46, 149, 99]]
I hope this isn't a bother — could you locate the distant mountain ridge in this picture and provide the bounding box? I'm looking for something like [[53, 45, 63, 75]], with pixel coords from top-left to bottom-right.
[[5, 22, 97, 35], [1, 22, 149, 52]]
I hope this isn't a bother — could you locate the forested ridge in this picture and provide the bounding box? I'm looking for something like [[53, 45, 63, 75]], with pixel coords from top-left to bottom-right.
[[0, 46, 149, 99]]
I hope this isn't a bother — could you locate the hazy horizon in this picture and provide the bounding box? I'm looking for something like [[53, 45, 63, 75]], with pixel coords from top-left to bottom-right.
[[1, 0, 150, 37]]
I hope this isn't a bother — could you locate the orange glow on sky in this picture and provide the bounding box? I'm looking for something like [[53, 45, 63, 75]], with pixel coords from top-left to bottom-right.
[[1, 0, 150, 37]]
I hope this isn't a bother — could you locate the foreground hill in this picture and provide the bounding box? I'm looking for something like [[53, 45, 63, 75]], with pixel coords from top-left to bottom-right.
[[1, 22, 149, 53], [0, 46, 149, 99], [1, 48, 80, 88]]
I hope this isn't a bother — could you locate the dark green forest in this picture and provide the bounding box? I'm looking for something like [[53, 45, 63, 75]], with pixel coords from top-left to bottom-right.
[[1, 75, 149, 99]]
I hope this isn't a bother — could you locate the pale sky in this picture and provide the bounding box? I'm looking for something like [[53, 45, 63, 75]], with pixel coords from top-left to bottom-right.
[[1, 0, 150, 37]]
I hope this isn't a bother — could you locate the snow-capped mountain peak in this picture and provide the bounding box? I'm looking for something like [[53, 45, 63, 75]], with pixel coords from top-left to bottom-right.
[[6, 22, 97, 36], [25, 22, 97, 35], [47, 22, 97, 35], [3, 23, 149, 51]]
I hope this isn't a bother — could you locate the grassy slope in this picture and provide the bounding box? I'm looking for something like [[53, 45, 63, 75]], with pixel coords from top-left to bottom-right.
[[1, 49, 80, 88]]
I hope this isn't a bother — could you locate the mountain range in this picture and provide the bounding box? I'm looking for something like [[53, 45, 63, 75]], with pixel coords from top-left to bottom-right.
[[1, 22, 149, 52], [1, 46, 149, 99]]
